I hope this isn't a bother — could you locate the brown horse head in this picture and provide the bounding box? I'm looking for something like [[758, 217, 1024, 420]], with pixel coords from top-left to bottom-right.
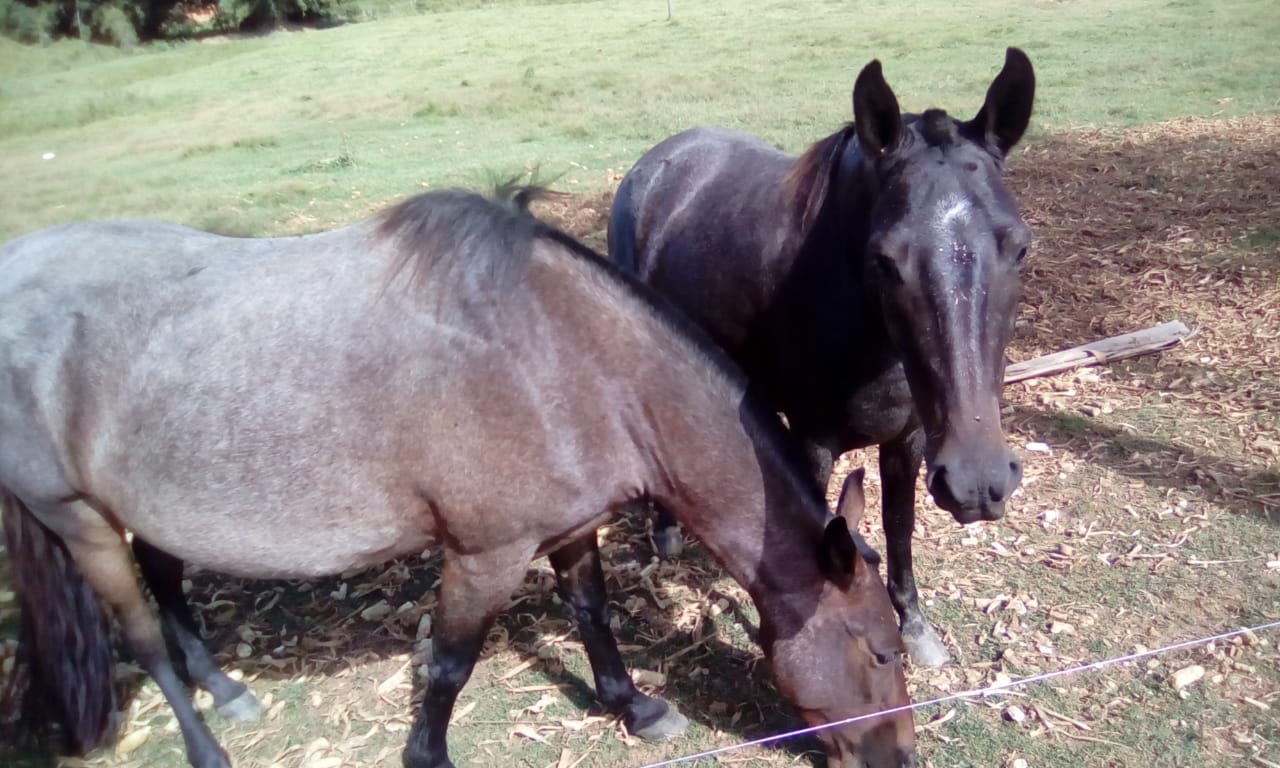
[[765, 469, 916, 767], [851, 49, 1035, 524]]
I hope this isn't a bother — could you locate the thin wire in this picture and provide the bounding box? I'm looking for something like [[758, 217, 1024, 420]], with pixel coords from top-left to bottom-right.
[[638, 619, 1280, 768]]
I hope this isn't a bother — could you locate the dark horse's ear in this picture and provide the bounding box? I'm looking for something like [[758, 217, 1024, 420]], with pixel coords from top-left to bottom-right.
[[852, 59, 902, 157], [821, 514, 859, 585], [965, 47, 1036, 156], [835, 467, 883, 568], [835, 467, 867, 527]]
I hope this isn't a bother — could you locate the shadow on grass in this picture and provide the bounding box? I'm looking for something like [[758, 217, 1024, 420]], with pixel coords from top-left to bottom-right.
[[0, 509, 825, 767], [1010, 404, 1279, 526]]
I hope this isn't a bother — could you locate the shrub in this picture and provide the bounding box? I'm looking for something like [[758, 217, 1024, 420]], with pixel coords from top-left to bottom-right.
[[90, 3, 139, 46], [0, 0, 64, 44]]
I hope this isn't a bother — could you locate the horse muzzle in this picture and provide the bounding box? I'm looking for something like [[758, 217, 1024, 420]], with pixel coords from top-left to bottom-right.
[[831, 742, 919, 768], [925, 439, 1022, 524]]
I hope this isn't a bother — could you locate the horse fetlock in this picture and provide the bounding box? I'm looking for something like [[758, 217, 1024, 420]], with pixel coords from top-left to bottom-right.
[[183, 736, 232, 768], [884, 580, 919, 618], [402, 747, 454, 768]]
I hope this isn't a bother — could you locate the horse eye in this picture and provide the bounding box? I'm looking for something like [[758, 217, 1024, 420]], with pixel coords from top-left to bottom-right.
[[1015, 246, 1029, 264], [873, 252, 902, 284], [873, 650, 901, 667]]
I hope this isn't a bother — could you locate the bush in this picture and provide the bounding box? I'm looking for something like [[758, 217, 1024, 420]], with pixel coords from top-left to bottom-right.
[[0, 0, 63, 43], [0, 0, 353, 45], [90, 3, 138, 46]]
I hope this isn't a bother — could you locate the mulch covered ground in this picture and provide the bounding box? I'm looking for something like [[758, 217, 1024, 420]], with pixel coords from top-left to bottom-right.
[[2, 116, 1277, 768]]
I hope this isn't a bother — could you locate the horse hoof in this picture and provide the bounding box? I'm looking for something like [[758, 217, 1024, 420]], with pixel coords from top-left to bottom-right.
[[653, 527, 684, 559], [632, 702, 689, 741], [217, 689, 265, 722], [903, 623, 951, 669]]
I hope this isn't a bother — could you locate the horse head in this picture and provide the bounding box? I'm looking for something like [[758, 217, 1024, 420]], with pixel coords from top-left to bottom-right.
[[853, 48, 1035, 524]]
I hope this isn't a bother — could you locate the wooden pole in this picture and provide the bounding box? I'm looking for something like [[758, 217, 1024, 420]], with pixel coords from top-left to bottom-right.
[[667, 0, 673, 20], [1003, 320, 1192, 384]]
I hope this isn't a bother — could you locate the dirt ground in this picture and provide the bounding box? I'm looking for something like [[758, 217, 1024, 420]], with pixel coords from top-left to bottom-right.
[[1, 116, 1277, 768]]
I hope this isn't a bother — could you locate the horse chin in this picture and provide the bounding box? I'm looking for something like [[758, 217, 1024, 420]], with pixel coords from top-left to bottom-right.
[[820, 736, 917, 768], [944, 498, 1007, 525], [931, 496, 1006, 525], [810, 713, 916, 768]]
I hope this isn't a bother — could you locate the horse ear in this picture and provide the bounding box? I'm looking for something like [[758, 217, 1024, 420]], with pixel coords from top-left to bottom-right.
[[966, 47, 1036, 155], [835, 467, 867, 528], [852, 59, 903, 157], [834, 468, 883, 569], [821, 514, 858, 583], [822, 512, 878, 587]]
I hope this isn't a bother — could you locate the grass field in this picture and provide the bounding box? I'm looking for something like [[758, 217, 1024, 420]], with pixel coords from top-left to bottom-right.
[[1, 1, 1278, 767], [1, 0, 1278, 239]]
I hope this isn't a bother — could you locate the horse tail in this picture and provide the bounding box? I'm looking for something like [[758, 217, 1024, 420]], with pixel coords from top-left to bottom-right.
[[0, 490, 118, 755]]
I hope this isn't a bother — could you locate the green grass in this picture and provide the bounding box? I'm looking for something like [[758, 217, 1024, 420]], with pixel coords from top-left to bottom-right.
[[1, 0, 1279, 240], [1, 2, 1279, 767]]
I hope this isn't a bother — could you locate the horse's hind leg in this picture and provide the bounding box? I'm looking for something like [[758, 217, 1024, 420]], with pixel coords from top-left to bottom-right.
[[132, 537, 263, 722], [648, 502, 684, 559], [550, 532, 687, 740], [50, 502, 231, 768], [403, 544, 534, 768]]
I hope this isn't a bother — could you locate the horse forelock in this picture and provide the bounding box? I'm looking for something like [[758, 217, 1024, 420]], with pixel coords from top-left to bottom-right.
[[919, 108, 957, 148]]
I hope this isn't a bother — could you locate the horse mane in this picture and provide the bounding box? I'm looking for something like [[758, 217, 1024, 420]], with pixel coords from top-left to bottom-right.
[[375, 185, 826, 506], [781, 124, 857, 238], [377, 186, 547, 298]]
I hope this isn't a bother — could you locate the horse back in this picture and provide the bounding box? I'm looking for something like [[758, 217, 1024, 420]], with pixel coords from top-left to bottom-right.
[[0, 215, 733, 579], [610, 127, 820, 370]]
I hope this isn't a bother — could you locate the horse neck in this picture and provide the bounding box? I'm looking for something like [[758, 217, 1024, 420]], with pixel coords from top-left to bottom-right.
[[785, 141, 895, 360], [634, 372, 830, 633]]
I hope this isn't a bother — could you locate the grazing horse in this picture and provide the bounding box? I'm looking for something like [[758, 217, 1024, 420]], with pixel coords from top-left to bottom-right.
[[609, 49, 1036, 667], [0, 189, 917, 768]]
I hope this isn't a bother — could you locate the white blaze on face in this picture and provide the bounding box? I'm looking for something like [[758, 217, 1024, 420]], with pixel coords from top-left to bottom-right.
[[936, 197, 971, 233]]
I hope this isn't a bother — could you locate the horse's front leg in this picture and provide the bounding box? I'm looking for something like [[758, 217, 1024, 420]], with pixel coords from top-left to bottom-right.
[[881, 430, 951, 668], [549, 530, 688, 740], [403, 545, 533, 768]]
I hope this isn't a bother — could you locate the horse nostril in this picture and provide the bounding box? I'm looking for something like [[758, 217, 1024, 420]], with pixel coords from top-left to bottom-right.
[[927, 465, 947, 493], [1009, 459, 1022, 476]]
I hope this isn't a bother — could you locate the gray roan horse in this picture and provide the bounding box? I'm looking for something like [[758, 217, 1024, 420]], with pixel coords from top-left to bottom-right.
[[0, 189, 917, 768], [609, 49, 1036, 667]]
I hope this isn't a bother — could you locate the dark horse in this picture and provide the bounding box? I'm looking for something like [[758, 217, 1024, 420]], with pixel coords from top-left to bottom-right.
[[609, 49, 1036, 667], [0, 189, 916, 768]]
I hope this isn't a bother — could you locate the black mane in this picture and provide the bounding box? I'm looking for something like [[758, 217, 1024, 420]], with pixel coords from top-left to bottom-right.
[[782, 124, 857, 238], [376, 186, 827, 508], [378, 187, 545, 297]]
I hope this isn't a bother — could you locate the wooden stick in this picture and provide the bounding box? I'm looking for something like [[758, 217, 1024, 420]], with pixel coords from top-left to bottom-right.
[[1004, 320, 1192, 384]]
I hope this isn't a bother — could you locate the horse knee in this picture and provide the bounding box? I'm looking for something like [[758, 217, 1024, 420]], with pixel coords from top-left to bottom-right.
[[426, 651, 473, 695], [562, 592, 611, 630]]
